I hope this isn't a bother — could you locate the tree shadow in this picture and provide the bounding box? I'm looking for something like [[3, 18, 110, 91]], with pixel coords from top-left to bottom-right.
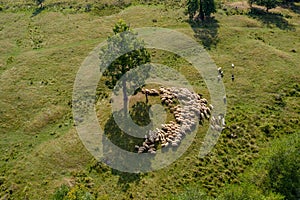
[[280, 2, 300, 14], [129, 101, 152, 126], [290, 2, 300, 14], [104, 101, 151, 151], [111, 170, 143, 192], [103, 101, 152, 190], [248, 7, 295, 31], [188, 17, 220, 50], [31, 7, 45, 17]]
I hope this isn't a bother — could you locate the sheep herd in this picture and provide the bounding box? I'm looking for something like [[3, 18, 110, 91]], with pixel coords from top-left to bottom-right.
[[136, 87, 225, 154]]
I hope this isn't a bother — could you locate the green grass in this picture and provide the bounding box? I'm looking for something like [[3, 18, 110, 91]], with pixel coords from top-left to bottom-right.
[[0, 1, 299, 199]]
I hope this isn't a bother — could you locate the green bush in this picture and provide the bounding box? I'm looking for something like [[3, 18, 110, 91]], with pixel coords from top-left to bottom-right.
[[52, 184, 95, 200], [218, 183, 284, 200], [166, 185, 211, 200], [53, 184, 69, 200], [264, 135, 300, 200], [222, 134, 300, 200]]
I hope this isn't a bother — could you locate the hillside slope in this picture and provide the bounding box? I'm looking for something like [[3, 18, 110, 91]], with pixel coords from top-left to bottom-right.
[[0, 1, 299, 199]]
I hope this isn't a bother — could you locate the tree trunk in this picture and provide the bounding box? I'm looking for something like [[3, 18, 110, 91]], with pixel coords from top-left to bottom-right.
[[145, 91, 149, 104], [122, 77, 128, 115], [199, 0, 204, 21]]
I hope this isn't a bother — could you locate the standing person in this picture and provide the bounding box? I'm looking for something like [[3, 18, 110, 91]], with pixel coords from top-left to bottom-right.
[[231, 63, 234, 82], [218, 67, 224, 78], [218, 67, 222, 74]]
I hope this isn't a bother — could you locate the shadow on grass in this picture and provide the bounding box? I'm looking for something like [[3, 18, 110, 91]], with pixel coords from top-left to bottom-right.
[[248, 7, 295, 31], [31, 7, 45, 17], [130, 101, 152, 126], [103, 101, 152, 190], [111, 170, 143, 192], [289, 2, 300, 14], [188, 17, 220, 50], [104, 102, 151, 151]]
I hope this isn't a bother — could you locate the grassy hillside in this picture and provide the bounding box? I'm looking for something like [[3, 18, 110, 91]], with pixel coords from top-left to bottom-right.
[[0, 0, 299, 199]]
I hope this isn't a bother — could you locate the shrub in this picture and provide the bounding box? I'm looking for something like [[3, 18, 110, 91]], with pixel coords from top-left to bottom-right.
[[264, 136, 300, 200], [53, 184, 95, 200], [227, 134, 300, 200], [167, 185, 211, 200], [52, 184, 69, 200], [6, 56, 14, 64], [218, 183, 284, 200]]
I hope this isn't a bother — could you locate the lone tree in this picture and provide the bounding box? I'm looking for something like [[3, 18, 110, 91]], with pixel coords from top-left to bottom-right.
[[100, 20, 150, 114], [187, 0, 216, 21]]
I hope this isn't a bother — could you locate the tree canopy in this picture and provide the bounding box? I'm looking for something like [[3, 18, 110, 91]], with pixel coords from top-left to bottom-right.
[[186, 0, 216, 21], [99, 20, 151, 113], [202, 0, 216, 18], [187, 0, 199, 20]]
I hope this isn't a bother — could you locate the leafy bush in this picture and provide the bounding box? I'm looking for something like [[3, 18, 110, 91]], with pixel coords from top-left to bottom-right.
[[221, 134, 300, 200], [53, 184, 69, 200], [65, 185, 94, 200], [53, 184, 95, 200], [166, 185, 211, 200], [218, 183, 284, 200], [263, 135, 300, 200], [6, 56, 14, 65]]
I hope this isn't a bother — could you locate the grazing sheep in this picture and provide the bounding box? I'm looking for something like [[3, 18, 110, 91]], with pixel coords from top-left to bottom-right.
[[136, 86, 216, 154], [148, 149, 156, 154], [172, 142, 178, 147], [200, 113, 205, 120], [161, 142, 169, 148], [214, 125, 222, 132], [150, 89, 159, 95], [143, 142, 149, 149], [221, 117, 226, 127], [166, 138, 173, 143], [203, 110, 210, 119]]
